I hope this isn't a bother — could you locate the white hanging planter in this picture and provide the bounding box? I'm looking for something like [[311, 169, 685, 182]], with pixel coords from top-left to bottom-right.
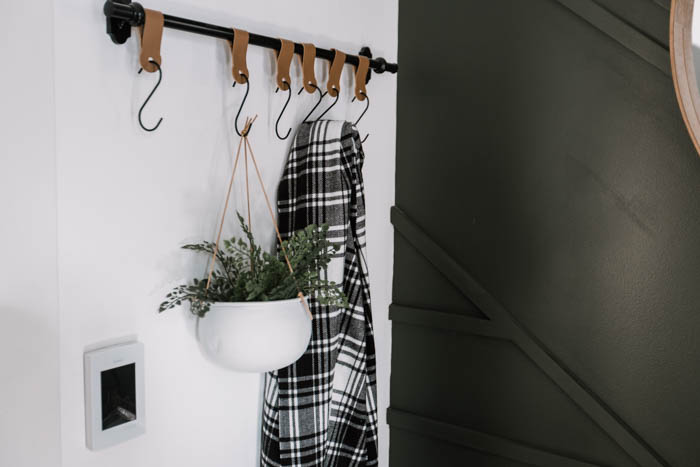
[[197, 297, 312, 373]]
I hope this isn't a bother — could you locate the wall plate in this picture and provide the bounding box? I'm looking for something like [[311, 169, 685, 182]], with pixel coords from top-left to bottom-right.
[[84, 341, 145, 450]]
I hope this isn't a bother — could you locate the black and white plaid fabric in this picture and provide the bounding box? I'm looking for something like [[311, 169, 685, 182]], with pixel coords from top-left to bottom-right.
[[261, 120, 378, 466]]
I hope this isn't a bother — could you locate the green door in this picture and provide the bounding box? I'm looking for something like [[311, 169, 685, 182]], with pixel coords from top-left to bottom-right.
[[389, 1, 700, 466]]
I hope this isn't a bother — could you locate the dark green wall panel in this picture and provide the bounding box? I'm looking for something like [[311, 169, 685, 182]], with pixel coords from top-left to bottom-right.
[[391, 323, 637, 467], [592, 0, 669, 46], [391, 0, 700, 466], [391, 430, 532, 467], [393, 235, 484, 318]]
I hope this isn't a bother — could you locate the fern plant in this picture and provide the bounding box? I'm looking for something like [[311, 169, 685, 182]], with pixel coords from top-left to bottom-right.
[[159, 213, 348, 317]]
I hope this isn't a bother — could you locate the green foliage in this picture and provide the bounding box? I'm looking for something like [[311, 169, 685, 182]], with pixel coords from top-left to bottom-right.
[[159, 213, 348, 317]]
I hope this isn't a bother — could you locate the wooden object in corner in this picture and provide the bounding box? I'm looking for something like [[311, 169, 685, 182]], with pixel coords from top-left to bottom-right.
[[671, 0, 700, 157]]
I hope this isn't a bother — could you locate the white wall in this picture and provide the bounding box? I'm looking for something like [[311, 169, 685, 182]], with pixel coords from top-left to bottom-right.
[[53, 1, 396, 466], [0, 2, 62, 467]]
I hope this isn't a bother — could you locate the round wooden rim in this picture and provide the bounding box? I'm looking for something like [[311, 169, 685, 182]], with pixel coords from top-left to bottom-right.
[[670, 0, 700, 156]]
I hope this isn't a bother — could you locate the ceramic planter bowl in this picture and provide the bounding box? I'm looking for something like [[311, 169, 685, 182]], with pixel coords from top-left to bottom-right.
[[197, 297, 312, 372]]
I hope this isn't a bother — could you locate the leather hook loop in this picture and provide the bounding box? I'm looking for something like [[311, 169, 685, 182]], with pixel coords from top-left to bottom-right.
[[327, 49, 346, 97], [231, 28, 250, 84], [138, 9, 164, 72], [276, 39, 294, 90], [301, 43, 317, 93], [354, 55, 369, 101]]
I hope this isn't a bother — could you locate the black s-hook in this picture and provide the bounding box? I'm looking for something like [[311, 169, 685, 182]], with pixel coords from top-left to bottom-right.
[[315, 85, 340, 121], [298, 82, 325, 123], [275, 81, 292, 140], [233, 73, 250, 136], [137, 60, 163, 132], [352, 91, 370, 143]]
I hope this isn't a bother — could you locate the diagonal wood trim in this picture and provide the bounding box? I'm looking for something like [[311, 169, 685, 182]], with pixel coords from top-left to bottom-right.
[[388, 408, 606, 467], [552, 0, 670, 75], [389, 304, 509, 340], [391, 206, 668, 467]]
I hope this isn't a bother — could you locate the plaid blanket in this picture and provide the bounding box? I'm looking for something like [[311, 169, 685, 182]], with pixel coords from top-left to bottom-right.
[[260, 120, 378, 466]]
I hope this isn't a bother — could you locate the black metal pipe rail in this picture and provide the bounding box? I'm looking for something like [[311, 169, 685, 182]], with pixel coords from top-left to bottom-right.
[[104, 0, 398, 77]]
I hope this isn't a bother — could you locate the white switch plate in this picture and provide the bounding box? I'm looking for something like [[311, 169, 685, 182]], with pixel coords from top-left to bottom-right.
[[84, 341, 145, 450]]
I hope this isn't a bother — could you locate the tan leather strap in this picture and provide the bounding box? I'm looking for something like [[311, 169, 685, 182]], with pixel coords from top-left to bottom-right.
[[327, 49, 346, 97], [205, 119, 250, 290], [301, 43, 317, 93], [244, 127, 252, 263], [276, 39, 294, 90], [207, 116, 257, 284], [206, 116, 313, 320], [231, 29, 250, 84], [354, 55, 370, 101], [138, 9, 164, 72], [244, 135, 312, 319]]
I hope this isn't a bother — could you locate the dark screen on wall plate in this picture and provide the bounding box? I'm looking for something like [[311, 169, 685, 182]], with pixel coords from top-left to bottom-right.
[[101, 363, 137, 430]]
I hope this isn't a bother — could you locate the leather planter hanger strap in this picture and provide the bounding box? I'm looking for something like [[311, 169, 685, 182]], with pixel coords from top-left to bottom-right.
[[301, 43, 318, 93], [231, 28, 250, 84], [138, 9, 164, 72], [206, 115, 313, 320], [327, 49, 346, 97], [276, 39, 294, 90], [354, 55, 370, 101]]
